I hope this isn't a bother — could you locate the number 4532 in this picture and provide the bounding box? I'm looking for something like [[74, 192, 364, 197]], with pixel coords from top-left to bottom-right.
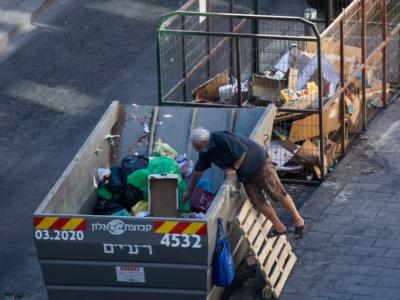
[[160, 233, 201, 248]]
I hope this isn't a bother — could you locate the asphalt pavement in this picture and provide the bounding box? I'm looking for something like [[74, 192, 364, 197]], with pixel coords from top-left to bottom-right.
[[0, 0, 179, 298]]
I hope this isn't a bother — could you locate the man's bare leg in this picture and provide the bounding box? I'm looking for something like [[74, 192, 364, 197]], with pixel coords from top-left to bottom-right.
[[280, 194, 304, 238], [258, 202, 286, 234]]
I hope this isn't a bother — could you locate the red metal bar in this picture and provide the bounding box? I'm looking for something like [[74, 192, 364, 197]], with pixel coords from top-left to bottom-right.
[[340, 15, 346, 156], [230, 1, 235, 75], [382, 0, 387, 108], [206, 0, 211, 78], [361, 0, 367, 131]]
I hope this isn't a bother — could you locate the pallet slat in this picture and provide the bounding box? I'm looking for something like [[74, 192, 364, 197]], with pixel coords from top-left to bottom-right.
[[234, 199, 297, 299], [247, 216, 265, 245], [258, 236, 276, 265], [268, 242, 292, 286], [263, 236, 287, 277], [242, 209, 257, 236], [273, 254, 298, 297], [237, 200, 252, 225], [252, 219, 272, 255]]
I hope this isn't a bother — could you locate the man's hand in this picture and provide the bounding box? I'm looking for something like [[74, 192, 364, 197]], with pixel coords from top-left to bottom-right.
[[225, 168, 236, 176], [181, 191, 193, 216]]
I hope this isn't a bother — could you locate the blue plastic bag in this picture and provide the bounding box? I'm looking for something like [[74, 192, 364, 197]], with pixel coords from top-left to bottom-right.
[[213, 218, 235, 287], [197, 179, 212, 193]]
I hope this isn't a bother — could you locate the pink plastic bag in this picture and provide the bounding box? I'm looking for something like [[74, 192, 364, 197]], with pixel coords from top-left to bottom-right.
[[176, 154, 194, 177]]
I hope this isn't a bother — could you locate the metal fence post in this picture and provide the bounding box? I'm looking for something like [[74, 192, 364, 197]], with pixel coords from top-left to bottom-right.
[[255, 0, 259, 74], [236, 37, 242, 107], [325, 0, 332, 28], [206, 0, 211, 78], [340, 15, 346, 156], [361, 0, 367, 131], [317, 38, 325, 181], [181, 15, 187, 102], [156, 28, 163, 106], [230, 1, 235, 75], [382, 0, 387, 108]]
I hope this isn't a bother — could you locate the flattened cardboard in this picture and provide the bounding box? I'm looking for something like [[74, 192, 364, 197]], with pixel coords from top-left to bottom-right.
[[298, 139, 320, 165], [305, 40, 381, 82], [282, 139, 316, 170], [357, 79, 391, 102], [148, 174, 179, 218], [289, 102, 339, 143], [192, 70, 230, 101]]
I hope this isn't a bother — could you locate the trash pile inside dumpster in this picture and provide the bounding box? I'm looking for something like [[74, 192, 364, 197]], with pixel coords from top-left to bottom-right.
[[189, 41, 391, 180], [93, 139, 216, 219]]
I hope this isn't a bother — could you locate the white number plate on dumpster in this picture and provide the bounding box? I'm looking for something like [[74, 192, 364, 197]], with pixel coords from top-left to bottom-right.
[[116, 266, 145, 283]]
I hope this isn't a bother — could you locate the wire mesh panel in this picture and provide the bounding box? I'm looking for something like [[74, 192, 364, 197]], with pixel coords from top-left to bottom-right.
[[156, 0, 400, 184]]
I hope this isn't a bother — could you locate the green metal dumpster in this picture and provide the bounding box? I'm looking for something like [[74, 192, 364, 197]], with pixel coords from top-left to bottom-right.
[[33, 101, 276, 300]]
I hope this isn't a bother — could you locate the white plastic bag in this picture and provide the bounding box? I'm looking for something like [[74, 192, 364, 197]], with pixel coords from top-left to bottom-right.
[[176, 154, 194, 177]]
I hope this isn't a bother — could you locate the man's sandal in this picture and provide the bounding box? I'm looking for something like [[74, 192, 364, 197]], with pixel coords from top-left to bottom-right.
[[294, 220, 307, 240], [267, 228, 289, 238]]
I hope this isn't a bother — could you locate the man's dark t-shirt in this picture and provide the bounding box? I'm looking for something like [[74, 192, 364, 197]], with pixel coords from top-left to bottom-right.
[[194, 131, 268, 182]]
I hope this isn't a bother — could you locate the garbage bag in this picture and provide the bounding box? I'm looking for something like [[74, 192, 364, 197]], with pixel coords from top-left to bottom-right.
[[130, 200, 149, 216], [97, 187, 113, 202], [105, 166, 124, 193], [154, 139, 178, 160], [176, 154, 194, 177], [121, 154, 149, 183], [111, 209, 131, 217], [122, 184, 144, 210], [127, 156, 190, 213], [196, 179, 212, 193], [94, 201, 125, 215]]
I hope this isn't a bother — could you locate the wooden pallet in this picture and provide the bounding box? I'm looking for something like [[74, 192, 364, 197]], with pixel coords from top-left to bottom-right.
[[233, 199, 297, 299]]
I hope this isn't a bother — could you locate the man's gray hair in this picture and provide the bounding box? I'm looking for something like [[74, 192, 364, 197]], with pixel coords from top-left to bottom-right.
[[190, 127, 210, 143]]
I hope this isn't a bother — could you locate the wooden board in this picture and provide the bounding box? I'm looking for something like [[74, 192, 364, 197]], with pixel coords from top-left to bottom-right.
[[149, 177, 178, 218], [235, 199, 297, 299]]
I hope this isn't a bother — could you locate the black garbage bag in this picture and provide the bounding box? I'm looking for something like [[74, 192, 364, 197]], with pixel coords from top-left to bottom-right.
[[94, 201, 125, 215], [121, 184, 144, 211], [105, 166, 124, 193], [121, 154, 149, 184]]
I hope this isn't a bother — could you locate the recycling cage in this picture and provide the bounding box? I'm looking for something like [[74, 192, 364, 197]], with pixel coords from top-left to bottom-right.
[[157, 0, 400, 184]]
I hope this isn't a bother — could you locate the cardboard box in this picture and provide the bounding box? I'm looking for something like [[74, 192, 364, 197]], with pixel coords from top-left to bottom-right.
[[357, 79, 391, 102], [305, 40, 381, 83], [252, 68, 298, 102], [252, 74, 282, 101], [226, 92, 249, 106], [344, 95, 360, 126], [148, 174, 179, 218], [282, 139, 317, 170], [289, 102, 339, 143], [191, 70, 230, 101]]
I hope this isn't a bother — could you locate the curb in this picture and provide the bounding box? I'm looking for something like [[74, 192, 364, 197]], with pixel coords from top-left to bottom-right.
[[0, 0, 62, 52]]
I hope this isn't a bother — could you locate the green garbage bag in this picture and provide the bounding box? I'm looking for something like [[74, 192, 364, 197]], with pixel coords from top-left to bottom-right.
[[97, 187, 113, 202], [127, 156, 190, 213]]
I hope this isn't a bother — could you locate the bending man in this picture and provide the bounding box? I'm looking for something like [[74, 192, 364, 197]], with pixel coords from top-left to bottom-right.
[[182, 127, 306, 239]]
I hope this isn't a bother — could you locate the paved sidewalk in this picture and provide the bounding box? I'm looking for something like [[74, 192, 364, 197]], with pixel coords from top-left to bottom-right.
[[223, 96, 400, 300], [0, 0, 72, 55]]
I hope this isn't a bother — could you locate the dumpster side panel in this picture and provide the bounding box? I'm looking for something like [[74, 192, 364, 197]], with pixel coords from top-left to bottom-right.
[[47, 286, 207, 300], [40, 259, 207, 289], [34, 216, 208, 264], [113, 106, 156, 166], [34, 101, 119, 215], [250, 105, 277, 150]]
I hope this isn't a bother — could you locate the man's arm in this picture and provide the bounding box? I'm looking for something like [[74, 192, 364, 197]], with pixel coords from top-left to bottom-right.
[[225, 152, 246, 175], [181, 170, 204, 215]]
